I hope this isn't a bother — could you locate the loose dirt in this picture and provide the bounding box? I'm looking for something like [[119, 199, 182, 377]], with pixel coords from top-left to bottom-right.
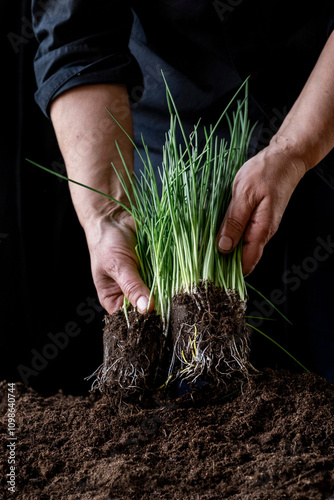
[[1, 367, 334, 499]]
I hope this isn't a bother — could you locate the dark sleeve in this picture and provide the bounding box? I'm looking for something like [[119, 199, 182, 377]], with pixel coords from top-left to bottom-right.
[[329, 15, 334, 35], [32, 0, 143, 117]]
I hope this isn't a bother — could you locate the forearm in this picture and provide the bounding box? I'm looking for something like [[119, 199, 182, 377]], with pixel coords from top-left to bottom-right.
[[50, 83, 153, 313], [270, 30, 334, 170], [217, 31, 334, 274], [50, 83, 134, 229]]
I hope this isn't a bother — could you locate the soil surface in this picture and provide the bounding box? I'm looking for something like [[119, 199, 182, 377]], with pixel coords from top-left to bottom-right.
[[1, 368, 334, 500]]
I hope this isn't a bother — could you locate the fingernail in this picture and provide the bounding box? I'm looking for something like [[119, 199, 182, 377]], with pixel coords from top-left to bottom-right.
[[218, 235, 233, 252], [136, 296, 148, 313]]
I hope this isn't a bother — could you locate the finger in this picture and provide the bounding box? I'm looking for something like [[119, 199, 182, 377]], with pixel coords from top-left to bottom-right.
[[241, 234, 265, 276], [97, 285, 127, 315], [111, 259, 155, 315], [121, 268, 155, 314], [216, 196, 253, 254], [100, 280, 154, 315], [241, 202, 281, 275]]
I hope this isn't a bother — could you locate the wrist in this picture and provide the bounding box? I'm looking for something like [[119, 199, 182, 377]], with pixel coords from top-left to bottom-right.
[[69, 180, 134, 228], [80, 202, 132, 232], [82, 208, 135, 251], [267, 133, 309, 179], [269, 113, 326, 174]]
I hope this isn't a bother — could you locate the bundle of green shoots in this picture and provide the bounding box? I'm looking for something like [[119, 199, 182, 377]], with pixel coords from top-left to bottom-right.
[[122, 82, 249, 303], [109, 76, 256, 386]]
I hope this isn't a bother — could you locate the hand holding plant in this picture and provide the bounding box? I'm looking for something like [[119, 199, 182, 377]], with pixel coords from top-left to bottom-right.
[[217, 145, 307, 275], [84, 212, 153, 315]]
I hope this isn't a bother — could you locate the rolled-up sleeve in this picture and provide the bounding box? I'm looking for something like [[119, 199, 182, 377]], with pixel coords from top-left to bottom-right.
[[32, 0, 143, 117]]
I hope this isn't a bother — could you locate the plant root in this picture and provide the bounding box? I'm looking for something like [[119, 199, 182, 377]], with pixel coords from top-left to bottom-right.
[[90, 308, 170, 404], [168, 281, 257, 387], [90, 282, 256, 405]]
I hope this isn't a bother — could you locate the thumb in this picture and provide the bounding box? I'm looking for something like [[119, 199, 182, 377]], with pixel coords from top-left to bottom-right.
[[118, 262, 155, 314], [216, 200, 252, 254]]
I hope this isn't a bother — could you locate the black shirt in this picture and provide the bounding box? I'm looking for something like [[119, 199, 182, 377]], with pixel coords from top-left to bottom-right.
[[32, 0, 334, 173]]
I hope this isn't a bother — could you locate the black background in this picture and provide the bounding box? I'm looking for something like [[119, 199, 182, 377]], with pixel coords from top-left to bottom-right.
[[1, 1, 104, 395], [2, 1, 334, 395]]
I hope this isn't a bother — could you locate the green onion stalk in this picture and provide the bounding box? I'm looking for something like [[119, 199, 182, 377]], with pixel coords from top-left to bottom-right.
[[162, 77, 254, 300], [118, 78, 254, 310]]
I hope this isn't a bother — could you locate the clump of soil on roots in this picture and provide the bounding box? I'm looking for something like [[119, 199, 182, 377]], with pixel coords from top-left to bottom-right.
[[169, 281, 255, 387], [92, 309, 170, 407], [95, 282, 255, 405]]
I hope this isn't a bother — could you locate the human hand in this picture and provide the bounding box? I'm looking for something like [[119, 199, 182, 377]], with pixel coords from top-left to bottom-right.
[[216, 146, 307, 275], [84, 211, 154, 315]]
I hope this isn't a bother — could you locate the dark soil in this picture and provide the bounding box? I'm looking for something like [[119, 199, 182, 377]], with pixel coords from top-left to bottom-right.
[[1, 368, 334, 500]]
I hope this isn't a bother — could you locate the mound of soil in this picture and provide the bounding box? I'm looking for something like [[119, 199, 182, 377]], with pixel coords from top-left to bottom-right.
[[1, 368, 334, 499]]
